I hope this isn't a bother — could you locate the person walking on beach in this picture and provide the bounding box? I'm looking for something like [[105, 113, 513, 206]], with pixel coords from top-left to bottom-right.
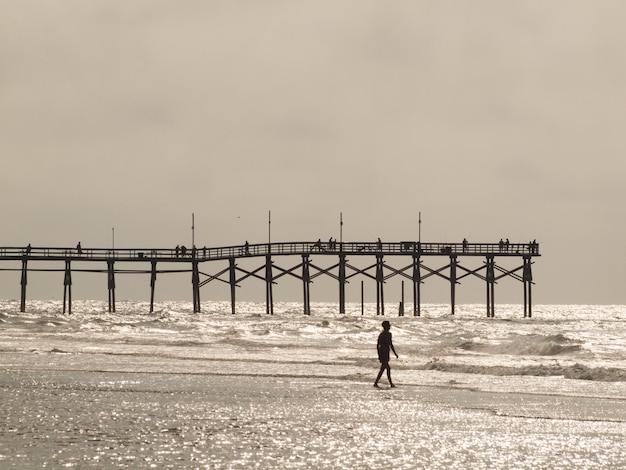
[[374, 320, 398, 388]]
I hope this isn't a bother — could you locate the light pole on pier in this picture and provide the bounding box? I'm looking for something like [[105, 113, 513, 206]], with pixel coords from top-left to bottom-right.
[[268, 210, 271, 251], [340, 212, 343, 244], [192, 213, 195, 248], [419, 211, 422, 243]]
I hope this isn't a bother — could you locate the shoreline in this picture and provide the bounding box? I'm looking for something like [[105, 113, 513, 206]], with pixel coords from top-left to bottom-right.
[[2, 366, 626, 469]]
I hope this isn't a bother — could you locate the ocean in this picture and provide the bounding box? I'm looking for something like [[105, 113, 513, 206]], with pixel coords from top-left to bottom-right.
[[1, 300, 625, 468]]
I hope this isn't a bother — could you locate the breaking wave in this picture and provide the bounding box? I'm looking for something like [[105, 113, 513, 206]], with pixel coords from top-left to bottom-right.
[[456, 333, 583, 356], [421, 358, 626, 382]]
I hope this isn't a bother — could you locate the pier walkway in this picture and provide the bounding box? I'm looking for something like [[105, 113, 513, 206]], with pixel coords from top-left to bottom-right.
[[0, 241, 539, 317]]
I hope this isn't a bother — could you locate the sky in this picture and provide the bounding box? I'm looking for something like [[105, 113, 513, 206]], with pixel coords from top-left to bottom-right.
[[1, 1, 625, 306]]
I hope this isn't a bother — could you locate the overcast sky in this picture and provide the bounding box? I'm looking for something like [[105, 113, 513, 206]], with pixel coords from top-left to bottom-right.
[[1, 1, 625, 306]]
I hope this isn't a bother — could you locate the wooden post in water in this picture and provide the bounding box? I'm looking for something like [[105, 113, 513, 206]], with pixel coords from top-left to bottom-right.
[[523, 258, 528, 318], [486, 256, 495, 318], [150, 260, 157, 313], [229, 257, 236, 314], [302, 254, 310, 315], [376, 253, 384, 315], [20, 257, 28, 313], [399, 280, 405, 316], [361, 280, 364, 316], [523, 256, 533, 318], [413, 253, 421, 316], [338, 252, 346, 314], [107, 259, 116, 313], [63, 259, 72, 315], [527, 266, 533, 318], [450, 255, 457, 315], [265, 253, 274, 315], [192, 257, 201, 313]]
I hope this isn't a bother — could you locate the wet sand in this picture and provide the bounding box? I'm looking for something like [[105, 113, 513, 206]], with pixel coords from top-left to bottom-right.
[[2, 352, 626, 469]]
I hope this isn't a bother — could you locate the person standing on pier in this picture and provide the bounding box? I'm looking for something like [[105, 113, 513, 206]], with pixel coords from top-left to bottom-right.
[[312, 239, 324, 251], [374, 320, 398, 388]]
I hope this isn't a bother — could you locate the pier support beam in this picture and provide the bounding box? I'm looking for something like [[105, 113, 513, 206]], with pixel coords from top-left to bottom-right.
[[107, 260, 116, 313], [338, 253, 346, 314], [486, 256, 495, 318], [376, 254, 385, 315], [523, 256, 533, 318], [361, 280, 364, 316], [192, 258, 201, 313], [302, 255, 310, 315], [150, 260, 157, 313], [265, 254, 274, 315], [229, 257, 236, 314], [399, 281, 405, 316], [450, 255, 457, 315], [63, 259, 72, 315], [20, 257, 28, 313], [412, 254, 421, 316]]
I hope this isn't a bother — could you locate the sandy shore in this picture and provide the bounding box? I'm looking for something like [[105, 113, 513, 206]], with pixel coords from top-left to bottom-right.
[[2, 351, 626, 469]]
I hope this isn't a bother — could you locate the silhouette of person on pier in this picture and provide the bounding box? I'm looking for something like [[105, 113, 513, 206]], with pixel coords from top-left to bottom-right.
[[312, 239, 324, 251], [374, 320, 398, 388], [76, 242, 82, 256], [244, 241, 250, 255], [181, 245, 187, 257], [175, 245, 180, 258], [25, 244, 32, 255]]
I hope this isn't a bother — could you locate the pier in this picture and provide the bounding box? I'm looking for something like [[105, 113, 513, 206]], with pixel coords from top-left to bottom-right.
[[0, 240, 539, 317]]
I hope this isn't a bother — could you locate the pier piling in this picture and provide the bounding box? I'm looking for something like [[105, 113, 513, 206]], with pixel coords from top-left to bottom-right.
[[376, 254, 385, 315], [107, 260, 116, 313], [63, 259, 72, 315], [450, 255, 457, 315], [413, 254, 421, 316], [302, 255, 311, 315], [192, 258, 201, 313], [265, 254, 274, 315], [150, 260, 157, 313], [20, 257, 27, 313], [486, 256, 495, 317], [229, 257, 236, 315]]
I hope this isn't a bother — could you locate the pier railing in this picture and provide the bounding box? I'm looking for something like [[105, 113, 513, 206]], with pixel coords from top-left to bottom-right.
[[0, 241, 539, 262]]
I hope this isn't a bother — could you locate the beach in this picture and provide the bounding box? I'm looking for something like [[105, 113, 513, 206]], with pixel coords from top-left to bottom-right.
[[2, 300, 626, 468]]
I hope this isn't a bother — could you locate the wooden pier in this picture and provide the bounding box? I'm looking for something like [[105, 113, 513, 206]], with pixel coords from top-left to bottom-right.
[[0, 241, 539, 317]]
